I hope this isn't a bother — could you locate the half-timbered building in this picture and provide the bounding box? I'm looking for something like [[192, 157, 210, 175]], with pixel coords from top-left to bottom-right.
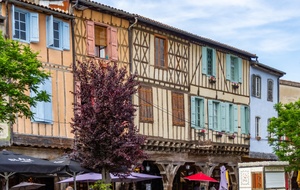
[[69, 1, 258, 190], [0, 0, 74, 186]]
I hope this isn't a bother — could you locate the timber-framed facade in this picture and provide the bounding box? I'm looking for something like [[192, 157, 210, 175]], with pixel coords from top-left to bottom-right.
[[69, 1, 258, 190]]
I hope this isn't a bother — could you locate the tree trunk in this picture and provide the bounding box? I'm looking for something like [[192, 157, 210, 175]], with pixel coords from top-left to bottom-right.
[[101, 168, 111, 190]]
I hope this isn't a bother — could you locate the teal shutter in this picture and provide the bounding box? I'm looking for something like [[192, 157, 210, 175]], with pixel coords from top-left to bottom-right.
[[220, 103, 226, 132], [212, 49, 216, 76], [225, 103, 230, 132], [191, 96, 196, 129], [12, 5, 15, 37], [202, 47, 207, 75], [46, 15, 54, 47], [233, 105, 238, 133], [238, 58, 243, 83], [208, 100, 213, 130], [63, 21, 70, 50], [240, 106, 245, 134], [200, 99, 204, 128], [226, 54, 231, 80], [245, 107, 250, 134], [44, 78, 53, 123], [30, 13, 39, 43]]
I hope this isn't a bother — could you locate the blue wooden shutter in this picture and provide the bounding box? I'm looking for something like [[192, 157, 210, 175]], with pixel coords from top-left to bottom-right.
[[212, 49, 216, 76], [199, 99, 204, 128], [202, 47, 207, 74], [191, 96, 196, 129], [31, 82, 45, 122], [44, 78, 53, 123], [30, 13, 39, 43], [220, 103, 226, 132], [46, 15, 54, 47], [238, 58, 243, 83], [240, 106, 245, 134], [11, 5, 15, 37], [208, 100, 213, 130], [245, 107, 250, 134], [226, 54, 231, 80], [234, 105, 238, 133], [225, 103, 230, 132], [62, 21, 70, 50]]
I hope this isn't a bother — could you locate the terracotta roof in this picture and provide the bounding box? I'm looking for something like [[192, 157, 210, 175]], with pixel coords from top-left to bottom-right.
[[75, 0, 257, 59], [9, 0, 73, 18]]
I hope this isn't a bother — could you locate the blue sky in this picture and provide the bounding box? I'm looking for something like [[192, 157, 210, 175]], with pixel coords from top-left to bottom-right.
[[97, 0, 300, 82]]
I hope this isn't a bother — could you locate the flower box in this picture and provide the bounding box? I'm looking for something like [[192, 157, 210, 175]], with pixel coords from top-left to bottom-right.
[[232, 82, 239, 89], [228, 134, 236, 139], [216, 132, 223, 137], [209, 76, 216, 83], [245, 134, 251, 140], [198, 129, 205, 136]]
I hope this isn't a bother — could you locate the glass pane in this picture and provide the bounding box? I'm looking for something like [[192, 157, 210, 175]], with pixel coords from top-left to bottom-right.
[[20, 22, 26, 31], [20, 13, 26, 22], [54, 39, 59, 47], [20, 31, 26, 40]]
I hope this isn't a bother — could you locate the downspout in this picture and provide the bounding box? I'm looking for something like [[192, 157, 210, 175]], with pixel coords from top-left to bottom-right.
[[5, 0, 9, 38], [128, 17, 138, 72]]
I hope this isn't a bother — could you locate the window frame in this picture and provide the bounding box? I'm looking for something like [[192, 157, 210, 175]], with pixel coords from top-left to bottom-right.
[[208, 100, 222, 131], [139, 86, 154, 123], [154, 35, 168, 68], [267, 79, 274, 102], [30, 78, 53, 124], [172, 92, 185, 126], [226, 54, 242, 83], [12, 5, 39, 43], [252, 74, 261, 98], [202, 46, 216, 77], [191, 96, 205, 129], [46, 15, 70, 51]]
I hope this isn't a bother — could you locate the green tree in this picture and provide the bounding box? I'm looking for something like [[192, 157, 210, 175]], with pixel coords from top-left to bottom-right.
[[0, 34, 50, 125], [268, 100, 300, 171]]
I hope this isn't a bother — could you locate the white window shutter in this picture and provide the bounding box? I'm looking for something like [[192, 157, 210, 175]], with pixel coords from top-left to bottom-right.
[[62, 21, 70, 50], [46, 15, 54, 47], [30, 13, 39, 43]]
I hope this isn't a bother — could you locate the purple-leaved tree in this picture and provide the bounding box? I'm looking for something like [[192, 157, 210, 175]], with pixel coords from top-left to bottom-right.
[[71, 60, 147, 184]]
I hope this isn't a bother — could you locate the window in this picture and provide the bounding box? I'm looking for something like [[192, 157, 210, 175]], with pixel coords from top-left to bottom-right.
[[139, 86, 153, 122], [255, 116, 260, 137], [30, 78, 53, 123], [252, 74, 261, 98], [86, 21, 118, 61], [208, 100, 221, 131], [226, 54, 242, 83], [267, 79, 273, 101], [252, 172, 263, 190], [172, 92, 185, 126], [46, 15, 70, 50], [222, 103, 238, 133], [191, 96, 204, 129], [202, 47, 216, 76], [240, 106, 250, 134], [12, 5, 39, 43], [154, 36, 167, 67]]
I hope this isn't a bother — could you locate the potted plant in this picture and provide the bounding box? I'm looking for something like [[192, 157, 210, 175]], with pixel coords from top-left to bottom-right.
[[209, 76, 216, 83], [245, 133, 251, 140], [216, 132, 223, 137], [228, 134, 236, 139], [232, 82, 239, 89], [198, 129, 205, 136]]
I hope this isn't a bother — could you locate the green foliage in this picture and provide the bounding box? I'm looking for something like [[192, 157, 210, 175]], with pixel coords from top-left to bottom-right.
[[89, 180, 111, 190], [0, 33, 50, 125], [267, 100, 300, 171]]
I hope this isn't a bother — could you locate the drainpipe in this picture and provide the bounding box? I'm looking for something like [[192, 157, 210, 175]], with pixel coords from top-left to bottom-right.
[[128, 17, 138, 72]]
